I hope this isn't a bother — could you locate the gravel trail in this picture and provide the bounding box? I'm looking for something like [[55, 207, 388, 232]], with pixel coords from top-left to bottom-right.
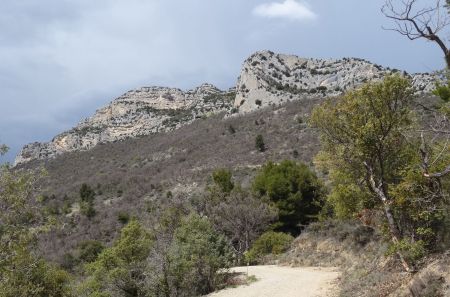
[[208, 265, 340, 297]]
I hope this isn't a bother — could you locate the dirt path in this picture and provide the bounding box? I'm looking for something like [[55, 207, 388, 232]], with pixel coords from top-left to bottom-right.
[[208, 265, 340, 297]]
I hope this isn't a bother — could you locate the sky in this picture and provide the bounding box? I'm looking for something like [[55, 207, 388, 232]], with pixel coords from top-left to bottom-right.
[[0, 0, 446, 162]]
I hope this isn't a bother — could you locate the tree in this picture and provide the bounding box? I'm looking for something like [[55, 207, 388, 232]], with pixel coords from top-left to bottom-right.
[[167, 214, 233, 295], [311, 76, 450, 271], [245, 231, 294, 264], [204, 187, 277, 263], [79, 184, 96, 218], [255, 134, 266, 152], [78, 219, 154, 297], [252, 160, 325, 235], [211, 169, 234, 194], [0, 145, 72, 296], [382, 0, 450, 67]]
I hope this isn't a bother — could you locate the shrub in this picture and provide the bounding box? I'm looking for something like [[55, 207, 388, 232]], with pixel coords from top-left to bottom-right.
[[252, 160, 325, 235], [117, 211, 130, 224], [78, 240, 105, 263], [255, 134, 266, 152], [212, 169, 234, 193], [77, 220, 153, 297], [168, 214, 234, 295], [255, 99, 262, 106], [203, 187, 277, 263], [80, 201, 96, 218], [80, 183, 95, 203], [245, 231, 294, 264]]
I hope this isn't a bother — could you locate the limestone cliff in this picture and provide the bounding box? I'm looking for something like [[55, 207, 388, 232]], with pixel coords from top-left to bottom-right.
[[15, 84, 235, 165], [15, 51, 438, 165], [234, 50, 437, 113]]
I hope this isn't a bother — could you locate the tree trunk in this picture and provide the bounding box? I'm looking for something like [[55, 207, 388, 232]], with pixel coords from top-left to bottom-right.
[[445, 52, 450, 69], [381, 201, 412, 272], [364, 162, 413, 272]]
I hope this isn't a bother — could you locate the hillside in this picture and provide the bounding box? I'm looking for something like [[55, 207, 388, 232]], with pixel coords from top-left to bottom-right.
[[14, 51, 437, 166], [9, 51, 447, 297], [31, 98, 322, 262], [14, 51, 439, 265]]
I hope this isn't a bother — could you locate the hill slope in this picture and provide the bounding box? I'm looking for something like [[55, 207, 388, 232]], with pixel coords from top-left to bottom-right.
[[15, 51, 437, 165]]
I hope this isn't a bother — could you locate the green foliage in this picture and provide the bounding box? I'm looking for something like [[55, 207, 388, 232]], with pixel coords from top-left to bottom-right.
[[245, 231, 294, 264], [79, 184, 96, 218], [315, 156, 373, 219], [255, 134, 266, 152], [311, 76, 450, 266], [167, 214, 233, 295], [0, 251, 72, 297], [0, 159, 72, 297], [252, 160, 324, 235], [433, 70, 450, 102], [117, 212, 130, 225], [0, 144, 7, 156], [311, 75, 414, 218], [78, 219, 153, 297], [78, 240, 105, 263], [433, 82, 450, 102], [387, 239, 426, 264], [80, 184, 95, 203], [80, 201, 96, 218], [212, 169, 234, 193]]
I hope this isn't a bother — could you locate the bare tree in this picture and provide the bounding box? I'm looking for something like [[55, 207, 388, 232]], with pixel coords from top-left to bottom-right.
[[201, 188, 277, 264], [382, 0, 450, 67]]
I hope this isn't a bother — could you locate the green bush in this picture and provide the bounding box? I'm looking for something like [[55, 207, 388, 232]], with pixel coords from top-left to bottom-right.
[[212, 169, 234, 193], [78, 240, 105, 263], [77, 219, 153, 297], [168, 214, 234, 295], [252, 160, 324, 235], [255, 134, 266, 152], [80, 184, 95, 203], [245, 231, 294, 264], [387, 239, 426, 264], [80, 201, 96, 218], [117, 211, 130, 224]]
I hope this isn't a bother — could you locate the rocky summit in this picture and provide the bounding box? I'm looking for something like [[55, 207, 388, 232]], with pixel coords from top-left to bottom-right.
[[233, 50, 437, 113], [15, 84, 235, 165], [15, 51, 438, 166]]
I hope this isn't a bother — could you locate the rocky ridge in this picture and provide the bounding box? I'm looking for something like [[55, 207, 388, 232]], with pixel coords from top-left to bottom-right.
[[15, 50, 438, 165], [234, 50, 437, 112], [15, 84, 235, 165]]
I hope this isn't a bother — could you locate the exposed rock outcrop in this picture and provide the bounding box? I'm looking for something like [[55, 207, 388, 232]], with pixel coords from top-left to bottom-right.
[[234, 50, 438, 113], [15, 84, 235, 165], [15, 51, 439, 165]]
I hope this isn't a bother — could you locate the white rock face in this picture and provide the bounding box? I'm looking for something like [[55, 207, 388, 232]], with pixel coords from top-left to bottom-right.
[[15, 83, 235, 166], [234, 50, 438, 113], [15, 51, 439, 165]]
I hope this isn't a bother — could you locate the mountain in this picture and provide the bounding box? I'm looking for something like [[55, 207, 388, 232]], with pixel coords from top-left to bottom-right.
[[15, 84, 235, 165], [14, 51, 437, 165], [234, 51, 436, 112]]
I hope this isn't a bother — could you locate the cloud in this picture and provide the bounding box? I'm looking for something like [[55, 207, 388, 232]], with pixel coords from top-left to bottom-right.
[[252, 0, 317, 21]]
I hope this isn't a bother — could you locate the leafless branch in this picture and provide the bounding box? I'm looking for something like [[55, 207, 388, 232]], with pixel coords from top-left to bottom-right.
[[382, 0, 450, 67]]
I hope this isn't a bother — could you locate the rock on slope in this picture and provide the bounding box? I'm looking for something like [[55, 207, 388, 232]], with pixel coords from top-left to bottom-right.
[[15, 84, 235, 165], [15, 51, 438, 165], [234, 50, 437, 113]]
